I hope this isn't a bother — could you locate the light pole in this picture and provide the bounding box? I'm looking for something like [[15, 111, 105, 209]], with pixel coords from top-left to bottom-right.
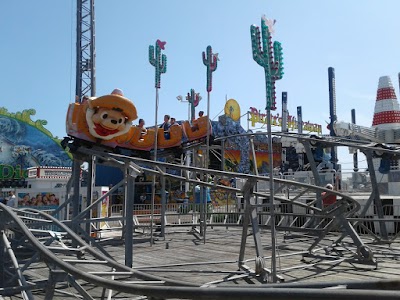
[[176, 94, 193, 199], [149, 39, 167, 245], [250, 15, 284, 283], [176, 95, 190, 121]]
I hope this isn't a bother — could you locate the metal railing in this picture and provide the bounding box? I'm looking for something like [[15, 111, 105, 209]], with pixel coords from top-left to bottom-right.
[[107, 202, 400, 240]]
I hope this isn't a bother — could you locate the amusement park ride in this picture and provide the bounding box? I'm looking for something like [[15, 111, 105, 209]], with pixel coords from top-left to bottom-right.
[[65, 89, 212, 153], [3, 1, 400, 299], [61, 3, 400, 280], [334, 76, 400, 144]]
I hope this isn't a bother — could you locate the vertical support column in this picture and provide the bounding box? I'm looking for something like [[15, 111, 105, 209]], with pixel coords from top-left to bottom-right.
[[206, 92, 211, 172], [398, 72, 400, 93], [197, 153, 206, 239], [185, 151, 191, 196], [204, 90, 211, 244], [303, 141, 322, 209], [249, 137, 260, 217], [266, 110, 278, 283], [124, 163, 137, 268], [0, 230, 4, 288], [366, 152, 388, 239], [247, 111, 249, 131], [150, 88, 159, 246], [238, 178, 269, 281], [351, 109, 359, 172], [250, 137, 259, 176], [281, 92, 288, 132], [238, 179, 257, 264], [160, 167, 166, 238], [85, 155, 95, 235], [202, 178, 207, 244], [328, 67, 338, 170], [0, 210, 5, 288], [297, 106, 304, 170], [221, 140, 225, 171], [71, 157, 81, 248]]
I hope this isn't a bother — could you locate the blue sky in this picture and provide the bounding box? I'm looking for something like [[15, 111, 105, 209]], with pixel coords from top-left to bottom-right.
[[1, 1, 399, 171]]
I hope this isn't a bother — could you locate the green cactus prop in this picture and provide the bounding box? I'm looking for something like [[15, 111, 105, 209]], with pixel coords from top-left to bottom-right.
[[250, 16, 284, 110], [186, 89, 201, 121], [149, 39, 167, 88], [202, 45, 218, 92]]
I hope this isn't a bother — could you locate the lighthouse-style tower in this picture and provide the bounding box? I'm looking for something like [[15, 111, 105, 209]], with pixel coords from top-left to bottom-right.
[[372, 76, 400, 130], [370, 76, 400, 196]]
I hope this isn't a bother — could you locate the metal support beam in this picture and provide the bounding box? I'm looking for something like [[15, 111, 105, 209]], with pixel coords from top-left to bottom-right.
[[238, 178, 267, 276], [303, 141, 322, 209], [1, 231, 34, 299], [365, 151, 388, 239], [85, 155, 95, 235], [160, 167, 166, 237], [72, 158, 82, 247], [124, 162, 139, 268]]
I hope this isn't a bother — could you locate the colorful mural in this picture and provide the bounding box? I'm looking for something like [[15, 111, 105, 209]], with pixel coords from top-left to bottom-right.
[[17, 191, 60, 208], [225, 146, 282, 174], [211, 99, 282, 175], [0, 108, 72, 180]]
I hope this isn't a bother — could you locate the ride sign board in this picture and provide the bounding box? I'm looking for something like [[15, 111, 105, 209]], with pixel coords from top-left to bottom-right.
[[249, 107, 322, 134]]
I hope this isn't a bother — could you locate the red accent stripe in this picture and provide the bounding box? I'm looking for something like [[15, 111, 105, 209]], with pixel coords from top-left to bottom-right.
[[372, 110, 400, 125], [376, 87, 397, 101]]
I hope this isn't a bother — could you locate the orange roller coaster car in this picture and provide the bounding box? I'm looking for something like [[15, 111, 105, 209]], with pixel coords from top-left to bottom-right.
[[182, 116, 211, 142], [66, 89, 211, 152]]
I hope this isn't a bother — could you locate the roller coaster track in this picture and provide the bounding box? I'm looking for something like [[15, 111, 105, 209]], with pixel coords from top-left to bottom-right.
[[0, 203, 198, 299], [2, 137, 400, 299], [74, 145, 379, 260], [107, 152, 376, 262], [1, 202, 400, 299]]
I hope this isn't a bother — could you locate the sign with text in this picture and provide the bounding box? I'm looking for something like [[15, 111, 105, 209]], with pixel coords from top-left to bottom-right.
[[249, 107, 322, 134]]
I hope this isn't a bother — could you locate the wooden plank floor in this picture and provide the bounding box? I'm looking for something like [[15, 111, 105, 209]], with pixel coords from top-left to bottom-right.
[[105, 226, 400, 286], [4, 226, 400, 299]]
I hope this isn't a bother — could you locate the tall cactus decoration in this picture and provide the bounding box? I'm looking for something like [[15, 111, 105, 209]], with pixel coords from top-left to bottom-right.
[[186, 89, 201, 121], [149, 39, 167, 88], [202, 45, 218, 92], [148, 39, 167, 242], [249, 15, 284, 283], [250, 16, 284, 110]]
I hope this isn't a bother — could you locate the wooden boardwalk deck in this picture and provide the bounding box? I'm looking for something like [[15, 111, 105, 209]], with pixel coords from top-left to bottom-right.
[[3, 226, 400, 299], [105, 227, 400, 286]]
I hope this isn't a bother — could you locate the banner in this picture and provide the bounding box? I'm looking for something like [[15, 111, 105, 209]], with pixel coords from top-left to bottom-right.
[[249, 107, 322, 134]]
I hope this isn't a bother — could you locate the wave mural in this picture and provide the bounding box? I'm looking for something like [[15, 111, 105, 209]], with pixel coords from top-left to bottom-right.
[[0, 108, 72, 179]]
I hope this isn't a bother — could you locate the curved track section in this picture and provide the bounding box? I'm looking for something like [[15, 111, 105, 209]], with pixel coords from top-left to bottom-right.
[[0, 200, 400, 299], [2, 132, 400, 299], [0, 203, 196, 299], [115, 154, 374, 263], [1, 200, 400, 299]]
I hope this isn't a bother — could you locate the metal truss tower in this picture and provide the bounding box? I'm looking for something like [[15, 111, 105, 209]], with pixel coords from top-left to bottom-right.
[[328, 67, 337, 169], [72, 0, 96, 237], [75, 0, 96, 102]]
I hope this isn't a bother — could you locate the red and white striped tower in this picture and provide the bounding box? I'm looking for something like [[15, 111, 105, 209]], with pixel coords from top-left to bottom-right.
[[372, 76, 400, 130]]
